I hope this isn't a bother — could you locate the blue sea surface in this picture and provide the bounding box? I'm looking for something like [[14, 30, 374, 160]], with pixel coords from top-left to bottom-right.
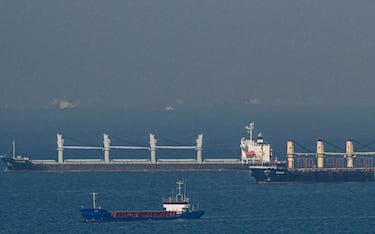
[[1, 109, 375, 233], [0, 172, 375, 234]]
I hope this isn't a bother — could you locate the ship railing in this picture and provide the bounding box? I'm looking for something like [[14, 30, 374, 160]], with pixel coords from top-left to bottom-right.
[[64, 159, 104, 164], [293, 153, 316, 156], [355, 152, 375, 155], [62, 146, 103, 150], [157, 159, 197, 163], [249, 165, 277, 169], [110, 146, 150, 150], [324, 152, 346, 156], [203, 159, 241, 164], [32, 160, 58, 164], [291, 167, 375, 172], [156, 146, 196, 149], [162, 198, 189, 204], [111, 159, 150, 163]]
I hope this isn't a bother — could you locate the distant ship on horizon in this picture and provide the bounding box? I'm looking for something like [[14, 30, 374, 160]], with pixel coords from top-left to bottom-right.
[[164, 105, 176, 111]]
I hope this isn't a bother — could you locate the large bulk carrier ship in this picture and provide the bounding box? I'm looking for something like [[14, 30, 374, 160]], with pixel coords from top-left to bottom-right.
[[80, 180, 204, 222], [1, 122, 265, 172], [249, 135, 375, 183]]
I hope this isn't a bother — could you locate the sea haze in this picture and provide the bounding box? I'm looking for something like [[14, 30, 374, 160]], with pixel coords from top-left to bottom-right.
[[1, 107, 375, 161]]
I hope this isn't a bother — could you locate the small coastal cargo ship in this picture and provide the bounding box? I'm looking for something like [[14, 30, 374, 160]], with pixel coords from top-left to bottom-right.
[[80, 180, 204, 222]]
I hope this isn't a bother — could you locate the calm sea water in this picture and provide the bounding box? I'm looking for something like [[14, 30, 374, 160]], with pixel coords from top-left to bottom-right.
[[1, 109, 375, 233], [0, 172, 374, 234]]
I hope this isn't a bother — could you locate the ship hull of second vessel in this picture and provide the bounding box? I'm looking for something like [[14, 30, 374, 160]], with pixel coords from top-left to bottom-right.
[[250, 166, 375, 183]]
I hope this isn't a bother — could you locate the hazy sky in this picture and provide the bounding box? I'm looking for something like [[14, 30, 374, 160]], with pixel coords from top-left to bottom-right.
[[1, 1, 375, 111]]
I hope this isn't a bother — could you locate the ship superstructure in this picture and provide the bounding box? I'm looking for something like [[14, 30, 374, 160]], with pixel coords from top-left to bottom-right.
[[240, 122, 272, 165]]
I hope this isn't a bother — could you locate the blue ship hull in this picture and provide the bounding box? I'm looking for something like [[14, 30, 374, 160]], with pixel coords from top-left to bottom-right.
[[80, 208, 204, 222]]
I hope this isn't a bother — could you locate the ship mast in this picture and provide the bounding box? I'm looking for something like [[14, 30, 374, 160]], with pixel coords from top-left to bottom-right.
[[245, 122, 254, 141], [91, 192, 98, 209], [176, 180, 184, 201]]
